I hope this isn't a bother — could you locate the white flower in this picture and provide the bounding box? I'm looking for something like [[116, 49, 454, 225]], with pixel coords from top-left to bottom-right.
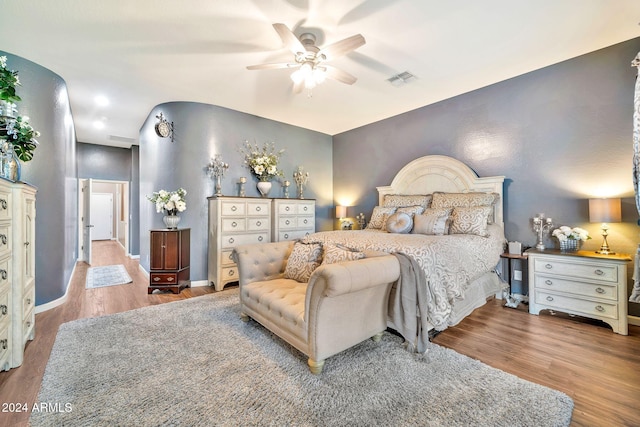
[[253, 164, 265, 175], [175, 200, 186, 212], [147, 188, 187, 214]]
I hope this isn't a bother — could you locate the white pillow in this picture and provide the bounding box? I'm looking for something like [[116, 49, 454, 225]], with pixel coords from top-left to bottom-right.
[[412, 208, 452, 235], [384, 212, 413, 234]]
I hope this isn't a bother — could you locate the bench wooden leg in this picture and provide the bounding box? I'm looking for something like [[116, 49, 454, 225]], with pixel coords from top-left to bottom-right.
[[372, 332, 383, 342], [308, 358, 325, 374], [240, 312, 250, 322]]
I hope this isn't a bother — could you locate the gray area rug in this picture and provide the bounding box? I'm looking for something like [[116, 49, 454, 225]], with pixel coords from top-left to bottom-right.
[[85, 264, 132, 289], [32, 289, 573, 427]]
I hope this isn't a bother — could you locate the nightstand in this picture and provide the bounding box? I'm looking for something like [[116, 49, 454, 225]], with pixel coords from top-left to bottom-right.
[[527, 249, 631, 335]]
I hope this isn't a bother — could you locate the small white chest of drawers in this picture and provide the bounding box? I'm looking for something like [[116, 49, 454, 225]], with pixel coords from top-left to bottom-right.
[[208, 196, 271, 291], [527, 249, 631, 335], [272, 199, 315, 242]]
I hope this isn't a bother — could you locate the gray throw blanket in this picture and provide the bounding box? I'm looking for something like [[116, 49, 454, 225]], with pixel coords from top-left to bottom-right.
[[389, 252, 430, 353]]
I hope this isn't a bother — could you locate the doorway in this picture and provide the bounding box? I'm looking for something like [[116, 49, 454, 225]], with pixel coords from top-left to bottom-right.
[[91, 193, 113, 240]]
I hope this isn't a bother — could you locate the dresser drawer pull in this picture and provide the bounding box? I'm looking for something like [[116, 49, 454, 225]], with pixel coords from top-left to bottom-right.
[[595, 287, 605, 294], [0, 270, 6, 280], [228, 238, 234, 244], [545, 280, 553, 285], [546, 296, 554, 302], [153, 277, 160, 282], [256, 221, 262, 226], [26, 321, 31, 328], [168, 277, 174, 281], [595, 305, 605, 312], [228, 253, 234, 261], [231, 205, 238, 212], [258, 236, 263, 242], [594, 269, 604, 276], [231, 221, 237, 228], [285, 206, 290, 211], [0, 199, 6, 210], [26, 298, 31, 306], [229, 270, 235, 276], [256, 206, 261, 212], [0, 304, 6, 315], [284, 233, 289, 239], [0, 339, 6, 350], [0, 235, 6, 245], [545, 264, 552, 269], [285, 220, 290, 225], [303, 219, 308, 224], [303, 206, 308, 211]]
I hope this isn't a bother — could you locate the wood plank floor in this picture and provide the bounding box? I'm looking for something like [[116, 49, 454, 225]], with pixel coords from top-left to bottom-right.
[[0, 240, 638, 426]]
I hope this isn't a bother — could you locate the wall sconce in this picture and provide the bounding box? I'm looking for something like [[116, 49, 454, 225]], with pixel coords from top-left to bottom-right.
[[154, 112, 174, 142], [532, 213, 553, 250], [336, 206, 353, 230], [589, 198, 621, 255]]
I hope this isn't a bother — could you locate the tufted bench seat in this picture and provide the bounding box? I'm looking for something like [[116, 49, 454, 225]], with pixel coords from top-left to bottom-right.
[[233, 241, 401, 374]]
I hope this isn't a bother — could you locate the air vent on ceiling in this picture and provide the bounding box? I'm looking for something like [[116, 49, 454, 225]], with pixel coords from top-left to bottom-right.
[[387, 71, 416, 87], [108, 135, 136, 144]]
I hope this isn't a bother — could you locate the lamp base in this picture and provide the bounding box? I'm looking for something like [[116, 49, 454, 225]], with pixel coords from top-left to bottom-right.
[[596, 249, 616, 255]]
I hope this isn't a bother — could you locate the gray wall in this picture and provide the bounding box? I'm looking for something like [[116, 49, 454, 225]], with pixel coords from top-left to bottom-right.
[[139, 102, 332, 281], [1, 51, 77, 306], [333, 38, 640, 313]]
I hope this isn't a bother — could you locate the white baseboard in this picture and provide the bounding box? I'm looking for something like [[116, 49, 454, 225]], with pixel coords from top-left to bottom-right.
[[129, 254, 140, 259], [190, 280, 209, 288], [629, 315, 640, 327], [139, 264, 149, 277], [35, 262, 78, 314]]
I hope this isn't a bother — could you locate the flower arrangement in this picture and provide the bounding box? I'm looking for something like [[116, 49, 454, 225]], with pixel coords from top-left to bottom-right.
[[552, 226, 591, 242], [6, 115, 39, 161], [0, 56, 21, 103], [239, 140, 285, 182], [147, 188, 187, 215]]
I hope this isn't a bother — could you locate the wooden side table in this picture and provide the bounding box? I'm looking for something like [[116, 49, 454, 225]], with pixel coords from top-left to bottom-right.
[[148, 228, 191, 294]]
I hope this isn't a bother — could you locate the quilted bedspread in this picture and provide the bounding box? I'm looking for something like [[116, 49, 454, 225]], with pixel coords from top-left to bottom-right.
[[303, 224, 505, 330]]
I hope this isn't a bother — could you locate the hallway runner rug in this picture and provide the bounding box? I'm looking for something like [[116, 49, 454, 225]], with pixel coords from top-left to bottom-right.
[[85, 264, 133, 289], [32, 289, 573, 426]]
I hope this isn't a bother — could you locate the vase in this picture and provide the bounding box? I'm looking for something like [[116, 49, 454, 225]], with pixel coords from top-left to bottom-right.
[[257, 181, 272, 198], [163, 214, 180, 229], [0, 147, 20, 182], [559, 239, 580, 252]]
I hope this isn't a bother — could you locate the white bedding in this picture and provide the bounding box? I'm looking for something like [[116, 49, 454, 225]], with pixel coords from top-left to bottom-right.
[[303, 224, 505, 330]]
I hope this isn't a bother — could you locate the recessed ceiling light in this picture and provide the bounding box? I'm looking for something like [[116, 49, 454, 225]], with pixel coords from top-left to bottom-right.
[[93, 120, 105, 129], [94, 95, 109, 107]]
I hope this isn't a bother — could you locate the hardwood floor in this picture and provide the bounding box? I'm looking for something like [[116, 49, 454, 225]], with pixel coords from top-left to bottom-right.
[[0, 240, 638, 426]]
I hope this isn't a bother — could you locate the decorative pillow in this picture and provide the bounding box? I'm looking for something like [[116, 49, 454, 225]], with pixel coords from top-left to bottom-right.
[[366, 206, 397, 230], [412, 208, 452, 235], [397, 205, 425, 217], [383, 194, 432, 209], [283, 241, 323, 283], [384, 212, 413, 234], [449, 206, 492, 237], [322, 243, 365, 265], [431, 192, 499, 223]]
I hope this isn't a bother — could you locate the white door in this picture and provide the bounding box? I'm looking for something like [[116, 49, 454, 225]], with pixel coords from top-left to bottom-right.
[[82, 179, 93, 264], [91, 193, 113, 240]]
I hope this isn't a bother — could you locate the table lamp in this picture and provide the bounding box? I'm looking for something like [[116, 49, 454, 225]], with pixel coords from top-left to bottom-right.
[[588, 198, 621, 255]]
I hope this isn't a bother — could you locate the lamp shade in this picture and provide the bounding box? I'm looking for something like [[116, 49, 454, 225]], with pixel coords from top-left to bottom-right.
[[336, 205, 347, 219], [589, 198, 622, 223]]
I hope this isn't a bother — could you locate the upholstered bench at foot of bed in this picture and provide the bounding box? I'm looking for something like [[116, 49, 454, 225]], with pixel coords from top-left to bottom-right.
[[233, 241, 401, 374]]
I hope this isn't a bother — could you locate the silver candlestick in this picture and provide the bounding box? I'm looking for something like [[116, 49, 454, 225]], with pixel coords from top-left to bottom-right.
[[293, 166, 309, 199], [238, 176, 247, 197], [532, 213, 553, 250], [357, 213, 366, 230], [206, 154, 229, 196], [282, 180, 290, 198]]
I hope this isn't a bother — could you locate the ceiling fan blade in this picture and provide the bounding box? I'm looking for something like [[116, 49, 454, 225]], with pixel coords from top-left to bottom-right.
[[318, 34, 365, 61], [246, 62, 299, 70], [273, 23, 306, 55], [292, 79, 304, 94], [323, 65, 357, 85]]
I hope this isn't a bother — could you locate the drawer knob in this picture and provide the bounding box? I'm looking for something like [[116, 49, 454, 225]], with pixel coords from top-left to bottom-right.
[[228, 253, 233, 260], [153, 277, 160, 282], [0, 199, 6, 210], [256, 221, 262, 226], [229, 270, 235, 276], [167, 277, 174, 281], [595, 287, 605, 294], [303, 206, 308, 211], [595, 305, 605, 312], [545, 280, 553, 285], [0, 339, 6, 350], [544, 264, 552, 269], [285, 206, 290, 211], [26, 321, 31, 328], [0, 234, 6, 245], [0, 304, 6, 315], [546, 296, 554, 302], [285, 220, 290, 225], [229, 238, 234, 244], [594, 269, 604, 276], [256, 206, 261, 212], [231, 206, 237, 211], [26, 298, 31, 305], [0, 269, 6, 280], [232, 221, 237, 228], [284, 233, 289, 239], [258, 236, 263, 242]]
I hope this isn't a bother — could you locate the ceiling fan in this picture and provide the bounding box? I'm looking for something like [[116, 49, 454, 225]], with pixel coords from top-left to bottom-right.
[[247, 23, 366, 95]]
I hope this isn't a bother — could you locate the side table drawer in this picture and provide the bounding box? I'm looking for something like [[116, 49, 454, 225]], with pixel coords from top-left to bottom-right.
[[534, 258, 617, 283], [150, 273, 178, 285], [534, 275, 617, 301], [536, 291, 618, 320]]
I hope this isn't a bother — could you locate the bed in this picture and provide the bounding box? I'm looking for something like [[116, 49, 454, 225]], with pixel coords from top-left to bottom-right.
[[303, 155, 506, 333]]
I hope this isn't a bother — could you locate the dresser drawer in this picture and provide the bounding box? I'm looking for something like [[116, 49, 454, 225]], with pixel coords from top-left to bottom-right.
[[221, 250, 235, 266], [221, 232, 268, 248], [0, 324, 9, 370], [247, 217, 269, 231], [221, 218, 246, 232], [150, 273, 178, 285], [278, 230, 312, 241], [536, 291, 618, 320], [247, 201, 269, 216], [533, 258, 617, 283], [22, 309, 35, 344], [533, 275, 617, 301], [278, 216, 297, 230], [221, 266, 238, 281], [0, 290, 9, 328], [23, 286, 35, 319], [0, 224, 10, 259], [297, 202, 314, 215], [0, 258, 9, 291], [0, 189, 11, 221], [277, 202, 298, 215], [297, 216, 314, 228], [221, 201, 246, 216]]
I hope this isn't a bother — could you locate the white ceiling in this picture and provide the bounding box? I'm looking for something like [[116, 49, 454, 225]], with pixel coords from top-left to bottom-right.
[[1, 0, 639, 148]]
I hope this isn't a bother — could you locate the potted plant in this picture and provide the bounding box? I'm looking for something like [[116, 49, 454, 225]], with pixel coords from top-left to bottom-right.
[[239, 140, 285, 197], [147, 188, 187, 229]]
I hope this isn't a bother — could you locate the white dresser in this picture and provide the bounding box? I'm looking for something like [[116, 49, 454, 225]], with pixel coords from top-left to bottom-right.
[[528, 249, 631, 335], [0, 179, 36, 370], [208, 196, 271, 291], [272, 199, 315, 242]]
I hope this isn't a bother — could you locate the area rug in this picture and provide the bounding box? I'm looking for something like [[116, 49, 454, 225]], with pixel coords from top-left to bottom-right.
[[32, 289, 573, 427], [85, 264, 132, 289]]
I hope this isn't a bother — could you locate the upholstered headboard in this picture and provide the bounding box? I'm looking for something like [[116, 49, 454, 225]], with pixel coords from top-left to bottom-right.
[[376, 155, 505, 226]]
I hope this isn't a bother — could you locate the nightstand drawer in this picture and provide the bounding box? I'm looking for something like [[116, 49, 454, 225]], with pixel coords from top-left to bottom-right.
[[150, 273, 178, 285], [536, 291, 618, 320], [533, 275, 617, 301], [533, 258, 617, 283]]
